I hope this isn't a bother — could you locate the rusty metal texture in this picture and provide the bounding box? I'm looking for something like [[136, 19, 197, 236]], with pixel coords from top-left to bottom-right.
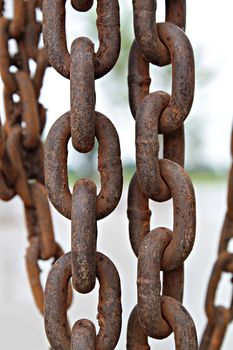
[[200, 307, 230, 350], [45, 252, 122, 349], [132, 0, 186, 66], [154, 160, 196, 271], [127, 306, 149, 350], [127, 173, 151, 257], [0, 0, 71, 340], [25, 237, 72, 315], [6, 126, 44, 206], [127, 0, 198, 347], [33, 48, 49, 99], [28, 182, 57, 259], [200, 127, 233, 349], [45, 111, 122, 220], [42, 0, 123, 346], [15, 71, 40, 149], [43, 0, 120, 79], [127, 298, 198, 350], [128, 40, 150, 120], [0, 129, 15, 200], [137, 228, 186, 339], [128, 159, 195, 272], [137, 228, 173, 339], [157, 22, 195, 134], [128, 22, 195, 135], [71, 0, 94, 12], [70, 37, 95, 153], [24, 0, 42, 60], [9, 0, 25, 38], [71, 320, 96, 350], [0, 18, 18, 92], [2, 0, 232, 349], [71, 179, 97, 294], [161, 296, 198, 349], [136, 91, 171, 201]]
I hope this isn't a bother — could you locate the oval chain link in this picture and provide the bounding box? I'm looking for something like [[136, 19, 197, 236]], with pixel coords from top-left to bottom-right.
[[127, 0, 198, 347], [0, 1, 68, 319], [43, 1, 123, 347]]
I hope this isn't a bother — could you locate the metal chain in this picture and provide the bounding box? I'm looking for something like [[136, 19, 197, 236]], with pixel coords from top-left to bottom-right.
[[200, 127, 233, 350], [42, 1, 123, 348], [126, 1, 198, 348], [0, 0, 67, 317], [0, 1, 233, 349]]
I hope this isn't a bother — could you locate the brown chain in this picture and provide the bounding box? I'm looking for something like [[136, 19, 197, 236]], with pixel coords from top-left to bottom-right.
[[0, 0, 68, 318], [1, 1, 233, 349], [200, 128, 233, 350], [127, 1, 198, 348], [42, 1, 123, 348]]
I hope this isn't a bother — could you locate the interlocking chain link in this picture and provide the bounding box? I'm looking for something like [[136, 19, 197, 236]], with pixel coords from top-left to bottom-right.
[[42, 1, 123, 348], [200, 128, 233, 350], [0, 0, 67, 317], [1, 1, 233, 349], [127, 1, 198, 348]]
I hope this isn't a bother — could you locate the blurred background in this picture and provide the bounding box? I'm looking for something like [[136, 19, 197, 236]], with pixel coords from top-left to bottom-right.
[[1, 0, 233, 348]]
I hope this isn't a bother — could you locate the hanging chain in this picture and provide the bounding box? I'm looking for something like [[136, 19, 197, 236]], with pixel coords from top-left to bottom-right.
[[200, 127, 233, 350], [0, 1, 233, 349], [42, 1, 123, 348], [0, 0, 69, 316], [126, 1, 198, 348]]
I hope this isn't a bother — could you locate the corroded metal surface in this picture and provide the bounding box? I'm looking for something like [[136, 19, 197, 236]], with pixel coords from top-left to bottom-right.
[[45, 112, 122, 221], [45, 252, 122, 349], [127, 1, 198, 348], [43, 0, 120, 79], [200, 129, 233, 350], [1, 1, 233, 349], [43, 1, 123, 347], [0, 0, 67, 320]]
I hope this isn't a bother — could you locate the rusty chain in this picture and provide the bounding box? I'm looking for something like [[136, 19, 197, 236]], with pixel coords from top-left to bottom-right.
[[0, 1, 233, 349], [42, 0, 123, 348], [0, 0, 70, 318], [200, 127, 233, 350], [127, 0, 198, 348]]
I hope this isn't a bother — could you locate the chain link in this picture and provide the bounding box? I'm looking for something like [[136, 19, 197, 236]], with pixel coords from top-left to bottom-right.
[[127, 1, 198, 348], [1, 1, 233, 349], [0, 0, 67, 319], [42, 1, 123, 347], [200, 127, 233, 350]]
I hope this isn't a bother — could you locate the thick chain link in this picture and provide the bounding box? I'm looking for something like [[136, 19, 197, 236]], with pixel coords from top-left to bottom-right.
[[42, 1, 123, 348], [0, 0, 66, 317], [1, 1, 233, 349], [127, 1, 198, 348]]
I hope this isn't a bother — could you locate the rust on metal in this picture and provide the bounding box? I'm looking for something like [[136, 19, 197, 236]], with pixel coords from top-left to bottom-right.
[[71, 179, 97, 294], [15, 71, 40, 149], [127, 306, 149, 350], [137, 228, 173, 339], [9, 0, 25, 38], [45, 252, 122, 349], [25, 237, 72, 315], [136, 91, 171, 201], [0, 0, 67, 335], [45, 111, 122, 220], [127, 1, 197, 348], [71, 319, 96, 350], [200, 127, 233, 349], [132, 0, 186, 66], [70, 37, 95, 153], [43, 0, 120, 79], [127, 173, 151, 257]]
